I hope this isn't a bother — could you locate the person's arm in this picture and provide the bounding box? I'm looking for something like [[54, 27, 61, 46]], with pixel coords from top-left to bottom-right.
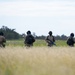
[[24, 36, 28, 44], [3, 36, 6, 43], [45, 36, 50, 43], [53, 36, 55, 42], [72, 37, 75, 43], [32, 35, 35, 42]]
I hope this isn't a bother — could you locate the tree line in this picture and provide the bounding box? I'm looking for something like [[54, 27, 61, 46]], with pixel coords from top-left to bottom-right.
[[0, 26, 68, 40], [36, 35, 68, 40], [0, 26, 21, 40]]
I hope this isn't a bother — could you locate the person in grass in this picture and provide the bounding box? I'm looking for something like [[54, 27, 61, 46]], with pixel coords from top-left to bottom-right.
[[24, 30, 35, 47], [67, 33, 75, 47], [0, 32, 6, 47], [45, 31, 56, 47]]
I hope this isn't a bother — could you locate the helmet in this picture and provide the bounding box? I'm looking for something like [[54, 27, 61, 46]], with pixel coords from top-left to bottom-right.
[[70, 33, 74, 37], [48, 31, 52, 35], [27, 30, 31, 34]]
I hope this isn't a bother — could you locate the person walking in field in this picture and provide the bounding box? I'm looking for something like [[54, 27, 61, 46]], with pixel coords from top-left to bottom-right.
[[45, 31, 56, 47], [67, 33, 75, 47], [24, 30, 35, 47], [0, 32, 6, 47]]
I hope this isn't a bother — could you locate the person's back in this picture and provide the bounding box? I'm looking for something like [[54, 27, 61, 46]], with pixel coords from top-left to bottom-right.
[[45, 31, 55, 46], [67, 33, 75, 47], [0, 32, 6, 47], [24, 31, 35, 47]]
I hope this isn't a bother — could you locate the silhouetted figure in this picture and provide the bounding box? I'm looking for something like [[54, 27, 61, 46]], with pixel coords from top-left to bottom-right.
[[24, 31, 35, 47], [0, 32, 6, 47], [67, 33, 75, 47], [45, 31, 56, 47]]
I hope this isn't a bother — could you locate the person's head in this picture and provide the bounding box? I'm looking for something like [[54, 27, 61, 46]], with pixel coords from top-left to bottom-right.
[[27, 30, 31, 35], [0, 32, 4, 36], [70, 33, 74, 37], [49, 31, 52, 36]]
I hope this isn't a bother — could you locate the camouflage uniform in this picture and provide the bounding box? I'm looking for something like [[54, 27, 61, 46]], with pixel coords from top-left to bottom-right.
[[45, 31, 55, 47]]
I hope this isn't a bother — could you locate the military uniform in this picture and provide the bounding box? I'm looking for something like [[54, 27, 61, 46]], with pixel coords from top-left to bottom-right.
[[24, 31, 35, 47], [0, 35, 6, 47], [46, 31, 55, 47], [67, 33, 75, 46]]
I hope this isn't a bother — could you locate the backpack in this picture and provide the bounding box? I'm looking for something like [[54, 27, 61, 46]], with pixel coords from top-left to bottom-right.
[[67, 37, 74, 45], [26, 35, 35, 44], [67, 38, 71, 45]]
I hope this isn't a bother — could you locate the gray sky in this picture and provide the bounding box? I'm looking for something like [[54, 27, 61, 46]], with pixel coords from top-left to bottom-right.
[[0, 0, 75, 36]]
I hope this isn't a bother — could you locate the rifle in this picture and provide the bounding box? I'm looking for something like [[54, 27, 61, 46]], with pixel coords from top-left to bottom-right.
[[48, 40, 56, 46]]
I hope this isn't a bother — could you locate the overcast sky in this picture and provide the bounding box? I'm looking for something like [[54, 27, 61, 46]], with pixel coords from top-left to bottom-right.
[[0, 0, 75, 36]]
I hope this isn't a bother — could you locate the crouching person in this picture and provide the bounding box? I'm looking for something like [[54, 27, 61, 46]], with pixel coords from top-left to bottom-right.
[[24, 31, 35, 47], [67, 33, 75, 47], [0, 32, 6, 48], [45, 31, 56, 47]]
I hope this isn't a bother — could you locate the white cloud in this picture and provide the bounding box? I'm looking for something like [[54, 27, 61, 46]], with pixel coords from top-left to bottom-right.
[[0, 1, 75, 17]]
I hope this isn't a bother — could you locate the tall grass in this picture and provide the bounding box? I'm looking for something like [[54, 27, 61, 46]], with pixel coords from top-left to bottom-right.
[[0, 47, 75, 75]]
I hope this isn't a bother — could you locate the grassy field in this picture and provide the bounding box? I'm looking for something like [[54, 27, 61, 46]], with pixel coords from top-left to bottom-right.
[[0, 40, 75, 75], [0, 47, 75, 75], [6, 39, 67, 47]]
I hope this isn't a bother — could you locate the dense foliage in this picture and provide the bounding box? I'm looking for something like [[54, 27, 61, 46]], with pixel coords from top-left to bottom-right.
[[0, 26, 21, 40]]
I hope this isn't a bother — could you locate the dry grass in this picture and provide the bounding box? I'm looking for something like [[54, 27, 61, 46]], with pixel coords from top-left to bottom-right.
[[0, 47, 75, 75]]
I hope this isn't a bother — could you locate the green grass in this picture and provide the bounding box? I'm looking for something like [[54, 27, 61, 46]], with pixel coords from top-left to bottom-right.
[[6, 40, 24, 47], [56, 40, 67, 46], [6, 39, 68, 47]]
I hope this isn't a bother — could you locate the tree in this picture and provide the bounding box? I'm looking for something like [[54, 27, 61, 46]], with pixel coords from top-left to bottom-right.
[[0, 26, 21, 40]]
